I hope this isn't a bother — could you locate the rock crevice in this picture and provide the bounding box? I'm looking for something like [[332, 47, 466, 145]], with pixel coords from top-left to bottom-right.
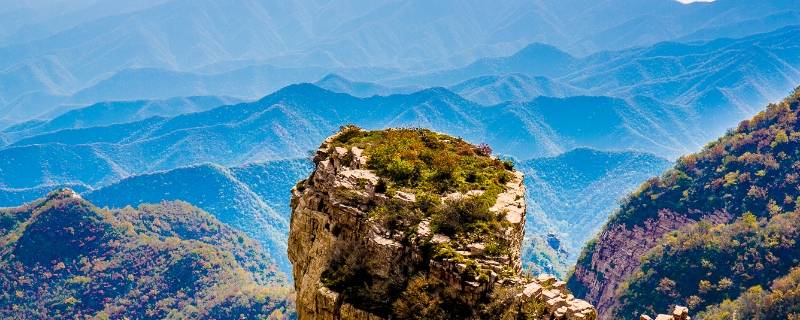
[[288, 129, 596, 319]]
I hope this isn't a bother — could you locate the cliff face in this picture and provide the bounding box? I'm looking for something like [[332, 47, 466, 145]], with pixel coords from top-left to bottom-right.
[[288, 127, 596, 319], [569, 88, 800, 319], [567, 209, 728, 317]]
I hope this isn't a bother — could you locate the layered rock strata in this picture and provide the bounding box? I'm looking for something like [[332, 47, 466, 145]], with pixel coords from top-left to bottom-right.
[[288, 129, 596, 319]]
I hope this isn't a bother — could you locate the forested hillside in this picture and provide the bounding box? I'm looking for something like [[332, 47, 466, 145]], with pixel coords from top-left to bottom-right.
[[0, 190, 293, 319], [569, 87, 800, 319]]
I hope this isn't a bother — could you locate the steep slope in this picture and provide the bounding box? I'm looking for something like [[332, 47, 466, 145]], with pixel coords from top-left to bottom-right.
[[449, 73, 584, 105], [518, 149, 672, 277], [698, 265, 800, 319], [0, 189, 292, 319], [568, 88, 800, 318], [289, 127, 596, 319]]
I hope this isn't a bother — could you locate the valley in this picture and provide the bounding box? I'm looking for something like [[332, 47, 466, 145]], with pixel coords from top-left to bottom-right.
[[1, 1, 799, 319]]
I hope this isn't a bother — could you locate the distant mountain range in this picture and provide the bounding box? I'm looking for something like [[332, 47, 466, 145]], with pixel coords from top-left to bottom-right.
[[7, 24, 800, 189], [448, 73, 584, 105], [0, 83, 702, 192], [1, 27, 797, 280], [1, 0, 798, 123], [1, 96, 238, 143], [336, 27, 800, 156]]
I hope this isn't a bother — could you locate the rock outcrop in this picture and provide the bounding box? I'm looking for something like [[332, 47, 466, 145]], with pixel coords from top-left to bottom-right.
[[640, 305, 691, 320], [288, 127, 596, 319], [567, 209, 729, 317]]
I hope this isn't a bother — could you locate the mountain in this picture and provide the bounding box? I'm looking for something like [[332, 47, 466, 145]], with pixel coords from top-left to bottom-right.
[[0, 143, 128, 189], [566, 26, 800, 134], [2, 95, 238, 142], [0, 183, 91, 208], [83, 165, 282, 267], [388, 43, 579, 87], [2, 0, 798, 123], [2, 84, 702, 192], [485, 95, 704, 158], [0, 189, 293, 319], [1, 83, 716, 193], [314, 74, 416, 98], [568, 88, 800, 318], [83, 160, 313, 273], [288, 127, 597, 319], [448, 73, 584, 105], [229, 160, 315, 219], [393, 26, 800, 157], [0, 85, 481, 190], [517, 148, 672, 277]]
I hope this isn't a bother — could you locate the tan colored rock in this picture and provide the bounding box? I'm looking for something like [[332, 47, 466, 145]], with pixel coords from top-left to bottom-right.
[[672, 305, 690, 320], [289, 130, 596, 319]]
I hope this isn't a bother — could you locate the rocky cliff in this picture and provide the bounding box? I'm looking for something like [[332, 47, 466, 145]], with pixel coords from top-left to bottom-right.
[[569, 88, 800, 319], [567, 209, 729, 317], [288, 127, 596, 319]]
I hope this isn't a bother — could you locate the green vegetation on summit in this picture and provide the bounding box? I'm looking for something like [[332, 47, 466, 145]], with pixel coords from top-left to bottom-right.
[[325, 126, 515, 244], [289, 127, 590, 319]]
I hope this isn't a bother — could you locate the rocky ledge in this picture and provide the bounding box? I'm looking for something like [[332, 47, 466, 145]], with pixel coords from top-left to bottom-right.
[[640, 306, 690, 320], [287, 127, 596, 319]]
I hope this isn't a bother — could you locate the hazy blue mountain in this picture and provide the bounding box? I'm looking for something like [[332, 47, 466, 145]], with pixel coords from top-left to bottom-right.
[[391, 27, 800, 156], [2, 0, 797, 123], [678, 11, 800, 43], [449, 73, 584, 105], [2, 96, 237, 142], [67, 66, 399, 104], [483, 95, 703, 158], [388, 43, 579, 87], [84, 160, 313, 273], [0, 143, 127, 189], [0, 64, 396, 123], [314, 74, 417, 97], [0, 84, 709, 191], [517, 148, 673, 277], [566, 26, 800, 133]]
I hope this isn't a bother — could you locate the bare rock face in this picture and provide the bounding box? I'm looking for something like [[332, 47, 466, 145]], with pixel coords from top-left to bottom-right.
[[288, 129, 596, 319], [641, 305, 691, 320], [568, 208, 730, 318]]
